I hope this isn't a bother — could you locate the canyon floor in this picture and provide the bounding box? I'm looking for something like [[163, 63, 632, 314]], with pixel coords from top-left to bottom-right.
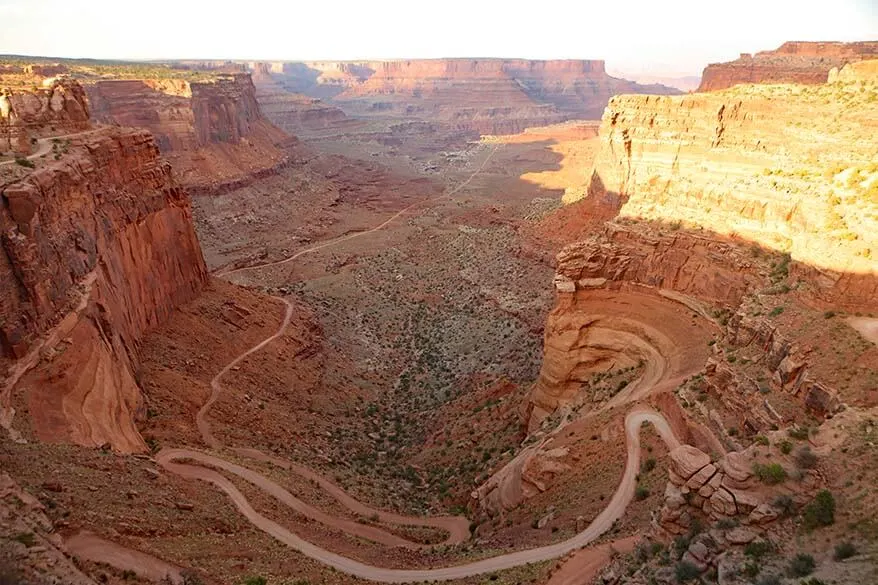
[[2, 120, 631, 584], [3, 65, 877, 585]]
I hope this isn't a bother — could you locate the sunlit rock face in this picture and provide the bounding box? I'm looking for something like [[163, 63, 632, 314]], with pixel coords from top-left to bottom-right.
[[583, 68, 878, 307], [698, 41, 878, 91]]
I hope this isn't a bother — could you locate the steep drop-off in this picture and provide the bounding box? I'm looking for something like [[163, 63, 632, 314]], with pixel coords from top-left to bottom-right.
[[583, 68, 878, 307], [85, 73, 289, 194], [1, 127, 207, 452], [698, 41, 878, 91]]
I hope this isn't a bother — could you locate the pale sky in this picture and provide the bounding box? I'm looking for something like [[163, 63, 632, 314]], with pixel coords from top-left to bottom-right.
[[1, 0, 875, 76]]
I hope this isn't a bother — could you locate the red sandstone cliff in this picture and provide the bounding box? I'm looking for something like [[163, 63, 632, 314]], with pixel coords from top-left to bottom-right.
[[1, 77, 90, 154], [698, 41, 878, 91], [265, 59, 681, 134], [85, 73, 290, 194], [0, 126, 207, 452]]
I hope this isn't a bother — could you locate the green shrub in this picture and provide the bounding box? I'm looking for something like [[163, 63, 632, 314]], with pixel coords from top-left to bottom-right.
[[635, 484, 650, 501], [14, 157, 35, 168], [788, 426, 809, 440], [242, 577, 267, 585], [803, 490, 835, 528], [744, 540, 774, 560], [833, 540, 857, 560], [675, 561, 701, 583], [769, 306, 785, 317], [753, 462, 787, 484], [754, 435, 770, 446], [787, 553, 815, 577], [13, 532, 36, 547], [641, 457, 657, 473], [779, 440, 793, 454]]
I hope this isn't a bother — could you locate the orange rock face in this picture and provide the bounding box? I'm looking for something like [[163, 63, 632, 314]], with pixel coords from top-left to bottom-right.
[[698, 41, 878, 91], [1, 127, 207, 452], [584, 74, 878, 308], [85, 74, 289, 193], [1, 77, 91, 154]]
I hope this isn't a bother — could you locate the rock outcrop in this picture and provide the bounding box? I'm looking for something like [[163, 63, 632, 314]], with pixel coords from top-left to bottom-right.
[[698, 41, 878, 91], [659, 441, 819, 534], [85, 73, 290, 193], [1, 127, 207, 452], [583, 72, 878, 308], [1, 77, 90, 154]]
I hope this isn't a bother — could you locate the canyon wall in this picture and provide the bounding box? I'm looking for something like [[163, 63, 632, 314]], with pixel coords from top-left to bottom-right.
[[698, 41, 878, 91], [257, 59, 681, 135], [582, 71, 878, 308], [1, 126, 207, 452], [85, 73, 289, 193], [249, 63, 353, 135], [1, 77, 90, 154]]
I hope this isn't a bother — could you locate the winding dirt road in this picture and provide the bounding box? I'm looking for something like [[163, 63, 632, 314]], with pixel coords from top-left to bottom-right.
[[146, 141, 691, 581], [0, 132, 87, 167]]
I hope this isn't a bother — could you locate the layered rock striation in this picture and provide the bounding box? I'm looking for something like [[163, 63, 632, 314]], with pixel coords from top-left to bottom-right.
[[1, 127, 207, 452], [583, 71, 878, 307], [249, 63, 353, 135], [1, 77, 90, 154], [698, 41, 878, 91], [260, 59, 681, 134], [85, 73, 289, 193]]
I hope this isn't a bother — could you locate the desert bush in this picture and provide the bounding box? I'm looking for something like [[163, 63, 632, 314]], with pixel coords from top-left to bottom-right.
[[795, 446, 818, 469], [756, 574, 780, 585], [779, 440, 793, 454], [744, 539, 774, 560], [773, 494, 796, 516], [753, 462, 787, 484], [833, 540, 857, 560], [787, 553, 816, 577], [675, 561, 701, 583], [635, 484, 650, 501], [803, 489, 835, 528], [242, 577, 266, 585], [14, 157, 34, 168]]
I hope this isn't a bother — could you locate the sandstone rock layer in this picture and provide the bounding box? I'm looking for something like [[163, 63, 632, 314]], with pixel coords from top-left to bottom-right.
[[1, 127, 207, 452]]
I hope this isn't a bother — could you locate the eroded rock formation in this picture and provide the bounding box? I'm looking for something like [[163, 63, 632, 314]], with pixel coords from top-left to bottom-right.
[[85, 73, 289, 193], [1, 127, 207, 452], [249, 63, 353, 134], [698, 41, 878, 91], [1, 77, 90, 154]]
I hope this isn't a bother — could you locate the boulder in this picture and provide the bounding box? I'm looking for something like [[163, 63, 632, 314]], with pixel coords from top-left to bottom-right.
[[709, 488, 737, 517], [670, 445, 711, 480], [726, 527, 758, 544], [749, 503, 778, 524], [686, 463, 717, 490], [721, 451, 752, 483]]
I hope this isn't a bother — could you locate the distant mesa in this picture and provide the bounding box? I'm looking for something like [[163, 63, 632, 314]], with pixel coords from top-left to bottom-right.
[[698, 40, 878, 91]]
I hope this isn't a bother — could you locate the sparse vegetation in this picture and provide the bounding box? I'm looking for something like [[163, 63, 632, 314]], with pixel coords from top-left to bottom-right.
[[753, 462, 787, 484], [787, 553, 816, 577], [675, 560, 701, 583], [14, 157, 35, 168], [803, 489, 836, 529], [635, 484, 650, 500], [833, 541, 857, 560]]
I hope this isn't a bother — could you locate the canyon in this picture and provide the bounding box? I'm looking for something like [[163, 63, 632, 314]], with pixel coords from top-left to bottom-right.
[[249, 58, 682, 136], [1, 46, 877, 585]]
